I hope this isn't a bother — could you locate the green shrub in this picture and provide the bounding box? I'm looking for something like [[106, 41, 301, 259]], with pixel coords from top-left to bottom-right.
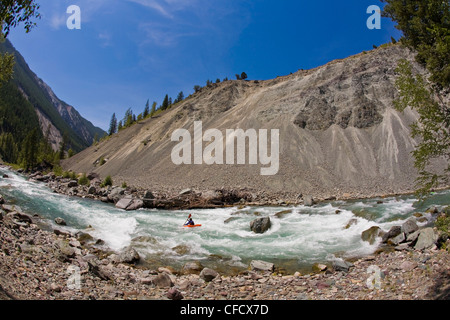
[[100, 175, 113, 187], [78, 173, 89, 186]]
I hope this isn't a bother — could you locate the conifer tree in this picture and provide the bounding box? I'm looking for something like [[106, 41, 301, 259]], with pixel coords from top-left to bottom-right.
[[108, 113, 117, 136]]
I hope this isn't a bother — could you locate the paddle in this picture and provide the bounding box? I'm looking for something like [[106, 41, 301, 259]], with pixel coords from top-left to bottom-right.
[[183, 214, 192, 226]]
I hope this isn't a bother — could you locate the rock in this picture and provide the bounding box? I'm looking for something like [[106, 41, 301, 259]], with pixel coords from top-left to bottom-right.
[[303, 195, 314, 206], [87, 260, 112, 280], [143, 190, 155, 199], [87, 172, 99, 180], [400, 261, 417, 272], [250, 260, 275, 272], [382, 225, 402, 243], [274, 210, 292, 218], [332, 259, 353, 272], [426, 206, 438, 214], [344, 218, 358, 229], [406, 230, 420, 244], [167, 287, 183, 300], [126, 199, 144, 211], [414, 228, 439, 251], [54, 240, 76, 262], [361, 226, 381, 245], [67, 180, 78, 188], [0, 195, 4, 205], [250, 217, 271, 234], [76, 231, 94, 243], [116, 247, 140, 264], [179, 188, 193, 195], [402, 218, 419, 236], [88, 186, 97, 195], [395, 243, 412, 251], [107, 187, 125, 203], [200, 268, 219, 282], [54, 217, 67, 226], [115, 196, 134, 210], [388, 232, 405, 246], [182, 261, 204, 274], [312, 263, 328, 272], [152, 273, 173, 288]]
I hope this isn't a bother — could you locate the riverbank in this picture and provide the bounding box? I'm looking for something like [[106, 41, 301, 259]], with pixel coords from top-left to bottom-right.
[[14, 166, 450, 211], [1, 191, 449, 300]]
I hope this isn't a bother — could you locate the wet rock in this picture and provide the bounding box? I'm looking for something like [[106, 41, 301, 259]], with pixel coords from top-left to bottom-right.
[[54, 217, 67, 226], [361, 226, 381, 245], [344, 218, 358, 229], [274, 210, 292, 218], [313, 263, 328, 272], [250, 217, 271, 233], [182, 261, 204, 275], [250, 260, 275, 272], [303, 195, 314, 207]]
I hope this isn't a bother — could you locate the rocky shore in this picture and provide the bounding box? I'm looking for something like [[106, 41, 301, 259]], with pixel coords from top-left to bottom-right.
[[0, 189, 449, 300], [22, 168, 449, 211]]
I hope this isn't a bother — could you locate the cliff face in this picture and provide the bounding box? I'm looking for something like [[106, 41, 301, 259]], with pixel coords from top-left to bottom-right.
[[0, 39, 105, 153], [62, 44, 444, 198]]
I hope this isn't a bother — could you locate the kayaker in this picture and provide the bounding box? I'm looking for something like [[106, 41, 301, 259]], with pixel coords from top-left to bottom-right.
[[184, 214, 195, 226]]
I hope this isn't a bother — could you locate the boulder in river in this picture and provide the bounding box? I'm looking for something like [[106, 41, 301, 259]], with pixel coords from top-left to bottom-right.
[[361, 226, 381, 245], [115, 197, 144, 211], [250, 217, 271, 234], [303, 195, 314, 206], [54, 217, 67, 226]]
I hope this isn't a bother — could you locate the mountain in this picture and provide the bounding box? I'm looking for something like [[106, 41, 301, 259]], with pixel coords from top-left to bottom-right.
[[62, 44, 447, 199], [0, 39, 105, 153]]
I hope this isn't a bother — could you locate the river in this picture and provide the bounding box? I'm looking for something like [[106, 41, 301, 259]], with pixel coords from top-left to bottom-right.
[[0, 166, 448, 274]]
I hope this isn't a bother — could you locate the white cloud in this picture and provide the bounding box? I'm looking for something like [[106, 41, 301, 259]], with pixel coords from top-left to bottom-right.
[[49, 13, 67, 30], [127, 0, 174, 18]]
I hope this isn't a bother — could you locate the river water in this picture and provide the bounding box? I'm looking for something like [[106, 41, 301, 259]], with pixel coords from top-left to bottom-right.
[[0, 166, 448, 274]]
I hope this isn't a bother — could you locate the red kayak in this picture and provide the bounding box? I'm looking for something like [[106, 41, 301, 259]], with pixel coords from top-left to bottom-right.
[[183, 224, 202, 228]]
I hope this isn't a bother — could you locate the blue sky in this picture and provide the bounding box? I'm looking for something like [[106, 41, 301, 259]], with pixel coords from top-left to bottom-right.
[[8, 0, 401, 131]]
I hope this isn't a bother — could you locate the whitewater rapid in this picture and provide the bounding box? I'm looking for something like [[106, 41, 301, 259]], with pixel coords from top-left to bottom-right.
[[0, 167, 447, 273]]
